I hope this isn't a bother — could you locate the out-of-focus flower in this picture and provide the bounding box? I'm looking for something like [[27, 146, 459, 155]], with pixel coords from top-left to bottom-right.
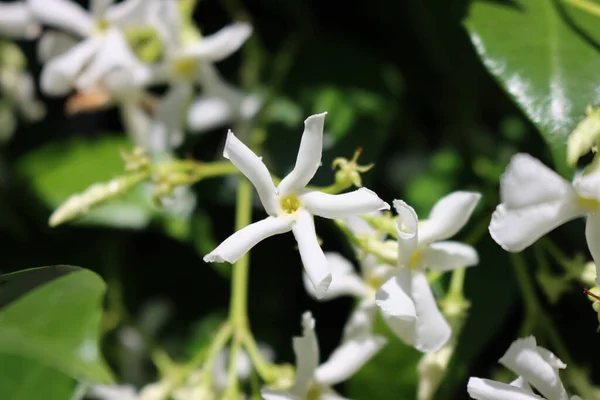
[[0, 2, 40, 39], [489, 153, 600, 287], [203, 113, 390, 299], [88, 384, 137, 400], [467, 336, 580, 400], [261, 312, 385, 400], [375, 194, 480, 352]]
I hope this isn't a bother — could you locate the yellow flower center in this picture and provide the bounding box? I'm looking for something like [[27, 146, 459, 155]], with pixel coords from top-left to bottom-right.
[[409, 249, 423, 270], [279, 195, 301, 215], [306, 384, 321, 400], [367, 275, 384, 291], [172, 58, 199, 79], [577, 195, 600, 212]]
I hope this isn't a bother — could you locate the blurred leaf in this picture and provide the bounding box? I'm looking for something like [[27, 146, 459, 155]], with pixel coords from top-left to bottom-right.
[[18, 136, 154, 229], [0, 266, 114, 383], [0, 354, 74, 400], [465, 0, 600, 176], [347, 315, 421, 399]]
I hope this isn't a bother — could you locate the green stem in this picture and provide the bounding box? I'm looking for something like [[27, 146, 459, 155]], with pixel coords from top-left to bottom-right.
[[448, 268, 465, 296], [242, 331, 275, 382], [564, 0, 600, 18]]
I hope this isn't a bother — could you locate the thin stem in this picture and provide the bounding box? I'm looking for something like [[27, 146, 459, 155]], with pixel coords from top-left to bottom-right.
[[564, 0, 600, 18], [510, 253, 540, 336], [242, 331, 275, 382], [448, 268, 465, 296]]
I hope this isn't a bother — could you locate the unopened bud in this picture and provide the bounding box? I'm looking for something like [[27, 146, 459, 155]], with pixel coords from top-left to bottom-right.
[[567, 105, 600, 166], [332, 147, 374, 188]]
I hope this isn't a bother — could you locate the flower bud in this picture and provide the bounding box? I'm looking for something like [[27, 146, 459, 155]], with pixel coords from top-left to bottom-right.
[[332, 147, 374, 188], [567, 105, 600, 166]]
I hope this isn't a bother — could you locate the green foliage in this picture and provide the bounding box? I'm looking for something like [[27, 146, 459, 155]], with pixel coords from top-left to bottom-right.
[[465, 0, 600, 176], [0, 266, 114, 385]]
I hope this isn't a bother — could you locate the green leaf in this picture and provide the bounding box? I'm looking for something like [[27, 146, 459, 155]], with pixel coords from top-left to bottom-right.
[[0, 354, 74, 400], [18, 136, 154, 229], [0, 266, 114, 383], [465, 0, 600, 176]]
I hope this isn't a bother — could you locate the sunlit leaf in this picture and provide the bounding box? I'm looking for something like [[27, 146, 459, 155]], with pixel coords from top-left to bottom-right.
[[465, 0, 600, 176], [0, 266, 114, 383]]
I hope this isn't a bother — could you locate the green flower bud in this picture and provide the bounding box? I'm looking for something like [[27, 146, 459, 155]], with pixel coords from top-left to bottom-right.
[[567, 105, 600, 166]]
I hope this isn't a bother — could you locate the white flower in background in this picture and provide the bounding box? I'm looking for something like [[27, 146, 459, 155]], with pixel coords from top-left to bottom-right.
[[467, 336, 581, 400], [88, 385, 137, 400], [203, 113, 390, 298], [376, 193, 480, 352], [0, 2, 40, 39], [261, 312, 385, 400], [489, 153, 600, 286]]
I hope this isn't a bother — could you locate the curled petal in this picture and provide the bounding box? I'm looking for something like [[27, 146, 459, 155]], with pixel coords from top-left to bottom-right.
[[204, 216, 293, 264], [300, 188, 389, 220], [377, 270, 450, 352], [393, 200, 419, 267], [315, 335, 386, 385], [302, 252, 368, 300], [28, 0, 93, 37], [421, 241, 479, 272], [180, 22, 252, 62], [40, 38, 102, 96], [418, 191, 481, 244], [510, 376, 533, 391], [277, 113, 327, 196], [489, 201, 582, 252], [0, 3, 40, 39], [293, 210, 332, 299], [224, 131, 279, 216], [536, 347, 566, 370], [499, 336, 567, 400], [467, 378, 541, 400], [292, 312, 319, 397], [500, 153, 575, 208], [37, 31, 78, 63]]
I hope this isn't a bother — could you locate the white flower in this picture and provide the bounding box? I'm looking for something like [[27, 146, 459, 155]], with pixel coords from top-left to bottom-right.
[[261, 312, 385, 400], [0, 2, 40, 39], [467, 336, 579, 400], [489, 153, 600, 286], [376, 193, 480, 352], [88, 384, 137, 400], [203, 113, 390, 298]]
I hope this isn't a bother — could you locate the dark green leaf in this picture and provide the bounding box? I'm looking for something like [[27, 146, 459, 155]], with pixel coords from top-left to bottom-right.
[[465, 0, 600, 176], [0, 267, 114, 383]]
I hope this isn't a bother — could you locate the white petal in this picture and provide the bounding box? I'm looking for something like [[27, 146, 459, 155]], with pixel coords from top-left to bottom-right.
[[343, 213, 380, 236], [378, 270, 451, 352], [343, 299, 377, 341], [148, 84, 192, 152], [302, 252, 368, 300], [320, 388, 351, 400], [467, 378, 542, 400], [300, 188, 390, 219], [490, 200, 583, 252], [180, 22, 252, 62], [277, 113, 327, 196], [40, 38, 102, 95], [536, 347, 566, 370], [421, 241, 479, 272], [586, 213, 600, 269], [105, 0, 157, 27], [28, 0, 93, 37], [0, 3, 40, 39], [375, 270, 417, 344], [120, 100, 149, 147], [224, 131, 279, 216], [510, 376, 533, 391], [499, 336, 567, 400], [260, 390, 298, 400], [394, 200, 419, 267], [292, 312, 319, 397], [574, 164, 600, 203], [187, 96, 232, 133], [418, 191, 481, 244], [88, 384, 137, 400], [204, 216, 293, 264], [292, 210, 332, 299], [500, 154, 575, 208], [315, 335, 386, 385], [91, 0, 115, 18], [37, 31, 78, 63]]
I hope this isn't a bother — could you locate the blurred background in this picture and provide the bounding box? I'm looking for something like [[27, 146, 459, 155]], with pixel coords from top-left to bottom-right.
[[2, 0, 599, 398]]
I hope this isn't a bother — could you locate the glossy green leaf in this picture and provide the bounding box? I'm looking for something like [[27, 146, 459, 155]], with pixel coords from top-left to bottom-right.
[[0, 266, 114, 383], [465, 0, 600, 176], [18, 136, 154, 229], [0, 354, 74, 400]]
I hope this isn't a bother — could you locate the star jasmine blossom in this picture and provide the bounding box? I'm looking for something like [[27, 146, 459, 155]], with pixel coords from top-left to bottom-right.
[[0, 2, 40, 39], [467, 336, 581, 400], [489, 153, 600, 286], [261, 312, 386, 400], [375, 193, 480, 352], [203, 113, 390, 298]]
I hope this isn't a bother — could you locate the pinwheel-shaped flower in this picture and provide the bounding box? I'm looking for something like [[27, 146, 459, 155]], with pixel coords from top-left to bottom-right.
[[489, 153, 600, 286], [468, 336, 581, 400], [376, 192, 480, 352], [203, 113, 389, 298], [261, 312, 385, 400]]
